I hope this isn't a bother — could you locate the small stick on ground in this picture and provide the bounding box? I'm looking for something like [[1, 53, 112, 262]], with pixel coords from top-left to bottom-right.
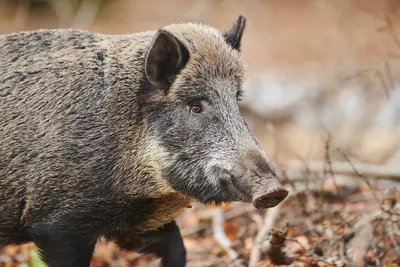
[[212, 209, 238, 260], [287, 236, 337, 267], [248, 203, 283, 267]]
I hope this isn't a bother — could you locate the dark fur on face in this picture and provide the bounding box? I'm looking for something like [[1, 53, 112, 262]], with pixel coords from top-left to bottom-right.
[[141, 18, 287, 208]]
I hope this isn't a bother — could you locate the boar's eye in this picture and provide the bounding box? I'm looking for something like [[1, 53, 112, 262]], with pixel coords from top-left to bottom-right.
[[236, 90, 243, 101], [190, 104, 203, 114]]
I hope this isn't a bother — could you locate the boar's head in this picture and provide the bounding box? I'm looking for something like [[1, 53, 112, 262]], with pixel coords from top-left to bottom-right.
[[141, 16, 288, 209]]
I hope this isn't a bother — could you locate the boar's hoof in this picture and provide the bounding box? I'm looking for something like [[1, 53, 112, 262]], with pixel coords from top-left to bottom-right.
[[253, 188, 288, 209]]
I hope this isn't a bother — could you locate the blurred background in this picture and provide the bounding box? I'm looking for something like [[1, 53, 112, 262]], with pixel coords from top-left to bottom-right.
[[0, 0, 399, 266]]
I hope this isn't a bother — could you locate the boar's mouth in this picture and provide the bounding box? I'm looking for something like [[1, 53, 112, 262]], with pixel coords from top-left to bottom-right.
[[213, 172, 253, 205]]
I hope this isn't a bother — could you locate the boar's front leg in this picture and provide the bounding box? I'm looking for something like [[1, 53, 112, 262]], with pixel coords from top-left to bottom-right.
[[26, 223, 97, 267], [116, 220, 186, 267]]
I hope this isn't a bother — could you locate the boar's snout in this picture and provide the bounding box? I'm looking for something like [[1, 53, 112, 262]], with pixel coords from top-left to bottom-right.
[[242, 150, 289, 209], [253, 186, 288, 209]]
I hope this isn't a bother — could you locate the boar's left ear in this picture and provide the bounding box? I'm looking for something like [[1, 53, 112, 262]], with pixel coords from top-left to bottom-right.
[[145, 30, 190, 90], [222, 15, 246, 51]]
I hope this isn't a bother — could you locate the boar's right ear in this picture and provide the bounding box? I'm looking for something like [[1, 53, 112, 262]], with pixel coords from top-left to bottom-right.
[[222, 15, 246, 51], [145, 30, 189, 90]]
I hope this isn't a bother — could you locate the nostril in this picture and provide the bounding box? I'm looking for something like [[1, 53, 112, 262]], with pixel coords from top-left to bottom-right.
[[253, 188, 288, 209]]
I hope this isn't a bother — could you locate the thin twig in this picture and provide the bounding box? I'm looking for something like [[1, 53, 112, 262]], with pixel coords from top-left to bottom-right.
[[248, 203, 283, 267], [212, 209, 238, 260], [337, 149, 400, 216], [285, 159, 400, 181], [324, 132, 340, 195], [286, 236, 337, 267], [182, 204, 255, 237]]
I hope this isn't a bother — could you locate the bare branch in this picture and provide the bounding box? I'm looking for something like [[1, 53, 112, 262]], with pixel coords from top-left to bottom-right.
[[212, 209, 238, 260], [285, 159, 400, 182], [324, 132, 340, 194], [287, 236, 337, 267], [249, 202, 284, 267], [338, 149, 400, 216]]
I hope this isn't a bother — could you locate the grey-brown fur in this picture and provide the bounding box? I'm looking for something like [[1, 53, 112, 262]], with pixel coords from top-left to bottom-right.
[[0, 16, 288, 267]]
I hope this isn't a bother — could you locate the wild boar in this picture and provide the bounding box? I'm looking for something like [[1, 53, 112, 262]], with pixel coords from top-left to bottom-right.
[[0, 16, 288, 267]]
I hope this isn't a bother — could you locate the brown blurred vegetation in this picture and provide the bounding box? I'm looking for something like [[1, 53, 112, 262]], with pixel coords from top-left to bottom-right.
[[0, 0, 399, 266]]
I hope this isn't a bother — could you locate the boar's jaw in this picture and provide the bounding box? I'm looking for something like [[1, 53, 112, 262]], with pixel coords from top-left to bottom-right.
[[201, 166, 288, 209], [200, 166, 253, 205]]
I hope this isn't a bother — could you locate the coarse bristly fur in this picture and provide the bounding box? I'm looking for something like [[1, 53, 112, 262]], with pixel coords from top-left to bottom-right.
[[0, 16, 288, 267]]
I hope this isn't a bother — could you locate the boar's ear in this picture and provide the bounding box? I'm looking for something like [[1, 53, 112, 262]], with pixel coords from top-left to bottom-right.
[[145, 30, 189, 90], [222, 15, 246, 51]]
